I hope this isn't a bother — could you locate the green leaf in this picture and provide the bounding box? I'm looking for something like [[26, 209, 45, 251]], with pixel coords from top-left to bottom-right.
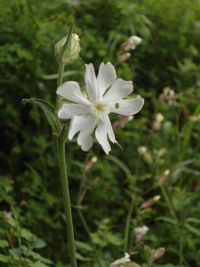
[[0, 240, 9, 248], [0, 254, 10, 263], [184, 223, 200, 236], [22, 98, 58, 134]]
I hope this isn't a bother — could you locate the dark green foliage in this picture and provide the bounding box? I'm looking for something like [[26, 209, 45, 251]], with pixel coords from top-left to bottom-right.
[[0, 0, 200, 266]]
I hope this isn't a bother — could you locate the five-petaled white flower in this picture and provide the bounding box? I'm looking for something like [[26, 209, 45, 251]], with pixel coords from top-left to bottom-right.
[[56, 62, 144, 154]]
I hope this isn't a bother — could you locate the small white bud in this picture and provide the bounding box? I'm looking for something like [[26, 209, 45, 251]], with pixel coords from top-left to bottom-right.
[[55, 33, 80, 64], [122, 35, 142, 51]]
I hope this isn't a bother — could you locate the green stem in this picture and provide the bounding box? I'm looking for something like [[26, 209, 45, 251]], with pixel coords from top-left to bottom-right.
[[160, 185, 178, 222], [57, 138, 77, 267], [57, 63, 65, 87], [77, 209, 103, 267], [56, 62, 65, 109], [124, 198, 134, 253]]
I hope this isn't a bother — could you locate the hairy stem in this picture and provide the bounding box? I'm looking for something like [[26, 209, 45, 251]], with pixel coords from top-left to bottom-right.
[[56, 60, 77, 267], [57, 138, 77, 267]]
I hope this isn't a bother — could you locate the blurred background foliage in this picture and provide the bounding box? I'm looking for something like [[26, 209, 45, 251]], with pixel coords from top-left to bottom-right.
[[0, 0, 200, 266]]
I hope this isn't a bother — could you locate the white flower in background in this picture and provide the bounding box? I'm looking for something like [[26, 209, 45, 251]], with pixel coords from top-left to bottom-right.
[[135, 225, 149, 235], [122, 35, 142, 51], [135, 225, 149, 242], [57, 62, 144, 154], [110, 253, 130, 267], [128, 36, 142, 49], [110, 253, 140, 267]]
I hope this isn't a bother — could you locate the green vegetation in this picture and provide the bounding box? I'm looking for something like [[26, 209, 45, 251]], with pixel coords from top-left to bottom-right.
[[0, 0, 200, 266]]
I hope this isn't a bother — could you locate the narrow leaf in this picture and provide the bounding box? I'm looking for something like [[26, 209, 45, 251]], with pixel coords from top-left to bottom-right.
[[22, 98, 58, 133]]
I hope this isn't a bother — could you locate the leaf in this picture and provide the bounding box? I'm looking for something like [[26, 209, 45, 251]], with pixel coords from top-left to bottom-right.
[[0, 254, 10, 263], [75, 240, 93, 252], [42, 70, 78, 80], [30, 261, 50, 267], [22, 98, 58, 133], [0, 240, 9, 248], [184, 223, 200, 236], [186, 217, 200, 225], [155, 216, 177, 225]]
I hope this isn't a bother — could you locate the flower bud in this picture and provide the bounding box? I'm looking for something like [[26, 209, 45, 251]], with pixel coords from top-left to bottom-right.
[[137, 146, 153, 164], [135, 225, 149, 242], [55, 33, 80, 64], [122, 35, 142, 51], [141, 195, 161, 209], [150, 247, 165, 262], [84, 156, 98, 173], [118, 52, 131, 63]]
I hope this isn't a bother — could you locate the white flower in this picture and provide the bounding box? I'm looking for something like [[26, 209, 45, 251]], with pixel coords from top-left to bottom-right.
[[110, 253, 140, 267], [110, 253, 130, 267], [135, 225, 149, 236], [129, 36, 142, 50], [56, 62, 144, 154]]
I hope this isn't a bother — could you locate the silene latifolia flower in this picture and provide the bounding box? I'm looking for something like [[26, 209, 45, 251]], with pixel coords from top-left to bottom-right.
[[56, 62, 144, 154], [135, 225, 149, 243], [110, 253, 140, 267]]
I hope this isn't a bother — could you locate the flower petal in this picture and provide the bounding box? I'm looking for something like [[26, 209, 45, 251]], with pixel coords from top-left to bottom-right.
[[103, 78, 133, 101], [109, 95, 144, 116], [57, 81, 90, 105], [77, 131, 93, 151], [68, 115, 97, 140], [104, 115, 116, 143], [95, 119, 111, 154], [97, 62, 117, 98], [85, 64, 98, 102], [58, 103, 90, 119]]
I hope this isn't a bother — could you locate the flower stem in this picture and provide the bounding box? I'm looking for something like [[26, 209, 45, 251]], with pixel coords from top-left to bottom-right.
[[124, 198, 134, 253], [57, 138, 77, 267], [56, 60, 77, 267], [57, 62, 65, 87]]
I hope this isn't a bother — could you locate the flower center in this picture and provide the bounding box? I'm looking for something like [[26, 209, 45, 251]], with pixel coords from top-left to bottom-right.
[[90, 102, 108, 118], [94, 102, 107, 112]]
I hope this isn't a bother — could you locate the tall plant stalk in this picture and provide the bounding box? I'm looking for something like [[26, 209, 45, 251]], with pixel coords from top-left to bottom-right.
[[57, 61, 77, 267]]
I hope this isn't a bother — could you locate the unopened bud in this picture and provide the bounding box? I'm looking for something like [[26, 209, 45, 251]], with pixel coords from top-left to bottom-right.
[[164, 169, 170, 176], [156, 113, 164, 123], [84, 156, 98, 173], [113, 116, 131, 129], [189, 115, 200, 122], [118, 53, 131, 63], [122, 35, 142, 51], [55, 33, 80, 64], [137, 146, 147, 155], [150, 247, 165, 263], [141, 195, 161, 209]]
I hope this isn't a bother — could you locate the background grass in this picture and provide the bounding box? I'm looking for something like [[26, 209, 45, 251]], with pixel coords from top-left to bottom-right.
[[0, 0, 200, 266]]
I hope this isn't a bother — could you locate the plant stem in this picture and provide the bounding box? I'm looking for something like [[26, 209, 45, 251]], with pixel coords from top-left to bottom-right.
[[57, 138, 77, 267], [56, 56, 77, 267], [160, 185, 178, 222], [57, 62, 65, 87], [124, 198, 134, 253]]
